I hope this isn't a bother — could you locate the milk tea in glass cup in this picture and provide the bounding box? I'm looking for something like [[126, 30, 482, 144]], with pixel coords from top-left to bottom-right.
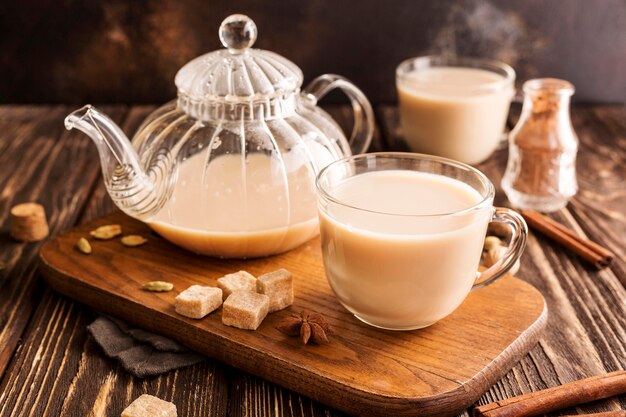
[[316, 153, 527, 330], [396, 56, 515, 165]]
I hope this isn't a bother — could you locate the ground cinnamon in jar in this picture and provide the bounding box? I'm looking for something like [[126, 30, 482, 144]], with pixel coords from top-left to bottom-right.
[[502, 78, 578, 212]]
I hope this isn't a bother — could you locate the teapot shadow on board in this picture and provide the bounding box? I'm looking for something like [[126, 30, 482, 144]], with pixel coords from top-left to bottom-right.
[[65, 14, 374, 258]]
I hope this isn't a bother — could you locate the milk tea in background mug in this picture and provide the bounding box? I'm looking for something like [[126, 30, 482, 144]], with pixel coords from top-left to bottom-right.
[[396, 56, 515, 165], [316, 153, 527, 330]]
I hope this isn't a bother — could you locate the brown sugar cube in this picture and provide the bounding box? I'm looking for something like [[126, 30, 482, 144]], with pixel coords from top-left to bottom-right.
[[174, 285, 222, 319], [121, 394, 177, 417], [256, 269, 294, 312], [222, 291, 269, 330], [10, 203, 49, 242], [217, 271, 256, 300]]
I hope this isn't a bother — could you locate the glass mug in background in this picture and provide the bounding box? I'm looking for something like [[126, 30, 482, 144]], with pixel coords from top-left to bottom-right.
[[396, 56, 516, 165], [316, 153, 527, 330]]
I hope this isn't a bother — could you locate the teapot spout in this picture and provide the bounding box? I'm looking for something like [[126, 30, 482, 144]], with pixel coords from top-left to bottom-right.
[[65, 105, 162, 219]]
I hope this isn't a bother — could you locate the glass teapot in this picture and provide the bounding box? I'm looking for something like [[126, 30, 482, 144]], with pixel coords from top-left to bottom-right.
[[65, 14, 374, 258]]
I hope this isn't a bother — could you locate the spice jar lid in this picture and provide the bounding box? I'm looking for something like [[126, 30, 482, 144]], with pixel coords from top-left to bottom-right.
[[175, 14, 303, 105]]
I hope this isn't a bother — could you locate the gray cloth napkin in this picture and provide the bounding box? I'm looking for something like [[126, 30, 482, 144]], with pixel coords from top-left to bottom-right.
[[88, 315, 206, 378]]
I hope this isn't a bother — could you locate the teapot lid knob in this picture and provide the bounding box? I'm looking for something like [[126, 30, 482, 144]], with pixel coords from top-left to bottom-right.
[[219, 14, 257, 53]]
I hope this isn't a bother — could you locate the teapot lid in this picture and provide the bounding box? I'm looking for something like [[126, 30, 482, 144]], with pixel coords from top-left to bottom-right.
[[175, 14, 303, 107]]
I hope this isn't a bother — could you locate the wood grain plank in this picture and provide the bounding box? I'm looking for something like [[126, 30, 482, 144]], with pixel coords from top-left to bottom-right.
[[0, 289, 88, 417], [567, 106, 626, 286], [1, 104, 624, 417], [375, 104, 626, 414], [0, 105, 129, 414], [0, 105, 128, 376]]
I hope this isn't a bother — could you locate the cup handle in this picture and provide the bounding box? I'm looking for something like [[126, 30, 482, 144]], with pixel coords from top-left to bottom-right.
[[301, 74, 375, 155], [472, 207, 528, 290]]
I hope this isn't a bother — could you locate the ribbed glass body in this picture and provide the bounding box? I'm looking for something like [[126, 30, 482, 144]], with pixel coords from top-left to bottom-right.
[[131, 98, 350, 257]]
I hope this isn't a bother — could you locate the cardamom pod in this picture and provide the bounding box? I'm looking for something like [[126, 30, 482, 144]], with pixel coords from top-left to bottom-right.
[[142, 281, 173, 292], [481, 236, 520, 276], [90, 224, 122, 240], [121, 235, 148, 247], [483, 236, 503, 252], [76, 237, 92, 254]]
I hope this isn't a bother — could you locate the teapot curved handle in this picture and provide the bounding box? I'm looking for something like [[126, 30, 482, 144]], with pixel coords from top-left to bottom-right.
[[301, 74, 374, 155]]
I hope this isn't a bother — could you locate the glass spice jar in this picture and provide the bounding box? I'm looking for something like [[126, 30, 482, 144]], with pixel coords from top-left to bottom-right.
[[502, 78, 578, 212]]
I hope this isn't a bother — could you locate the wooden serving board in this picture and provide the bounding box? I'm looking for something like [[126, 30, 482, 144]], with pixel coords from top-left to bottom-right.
[[39, 211, 547, 417]]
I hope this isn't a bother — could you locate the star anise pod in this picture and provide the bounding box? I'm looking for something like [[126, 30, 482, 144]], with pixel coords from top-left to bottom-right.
[[276, 310, 332, 345]]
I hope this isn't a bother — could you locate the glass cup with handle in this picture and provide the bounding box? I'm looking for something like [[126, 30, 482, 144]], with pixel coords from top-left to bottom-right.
[[316, 152, 527, 330], [396, 56, 516, 165]]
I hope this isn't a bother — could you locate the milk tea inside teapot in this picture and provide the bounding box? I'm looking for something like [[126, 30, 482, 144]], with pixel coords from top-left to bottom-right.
[[65, 14, 374, 258]]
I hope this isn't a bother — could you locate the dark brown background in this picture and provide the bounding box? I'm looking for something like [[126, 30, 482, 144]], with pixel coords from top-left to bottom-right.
[[1, 0, 625, 104]]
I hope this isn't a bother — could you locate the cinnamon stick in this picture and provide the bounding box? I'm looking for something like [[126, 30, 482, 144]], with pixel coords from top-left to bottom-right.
[[562, 412, 626, 417], [520, 210, 613, 269], [473, 371, 626, 417]]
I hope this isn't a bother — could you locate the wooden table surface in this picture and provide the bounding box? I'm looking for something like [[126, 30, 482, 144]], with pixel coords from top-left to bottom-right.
[[0, 104, 624, 416]]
